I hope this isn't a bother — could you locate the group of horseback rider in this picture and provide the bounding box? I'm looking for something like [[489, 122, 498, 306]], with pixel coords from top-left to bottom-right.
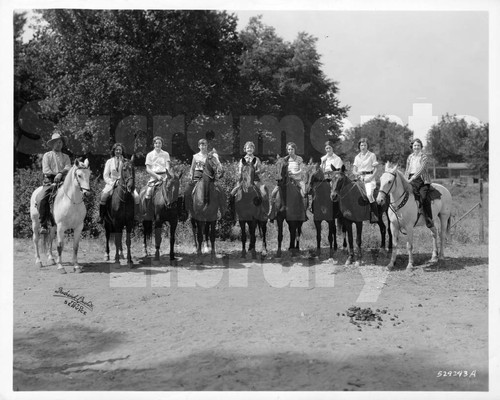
[[37, 132, 435, 234]]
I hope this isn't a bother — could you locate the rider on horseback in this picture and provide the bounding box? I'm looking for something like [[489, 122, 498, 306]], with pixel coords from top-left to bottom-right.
[[352, 138, 379, 223], [184, 139, 222, 214], [228, 141, 268, 221], [405, 138, 434, 228], [268, 142, 308, 221], [144, 136, 173, 213], [320, 140, 343, 181], [98, 143, 140, 224], [38, 132, 71, 234]]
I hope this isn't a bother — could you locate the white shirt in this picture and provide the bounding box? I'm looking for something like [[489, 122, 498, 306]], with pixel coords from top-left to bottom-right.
[[145, 149, 170, 173], [353, 151, 377, 173], [42, 151, 71, 175], [103, 157, 123, 187], [190, 152, 221, 178], [321, 153, 343, 172]]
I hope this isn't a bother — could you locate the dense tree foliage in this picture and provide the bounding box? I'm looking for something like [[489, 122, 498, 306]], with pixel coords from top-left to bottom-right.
[[14, 11, 349, 164], [427, 114, 488, 178], [340, 117, 414, 166]]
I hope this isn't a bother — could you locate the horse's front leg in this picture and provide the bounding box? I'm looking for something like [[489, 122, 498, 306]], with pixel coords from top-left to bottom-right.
[[55, 225, 66, 274], [328, 220, 337, 258], [32, 224, 42, 268], [260, 221, 268, 258], [72, 224, 84, 273], [154, 219, 163, 262], [276, 218, 284, 258], [114, 229, 123, 267], [355, 222, 363, 265], [314, 220, 322, 258], [377, 214, 387, 250], [169, 220, 178, 261], [406, 230, 415, 270], [196, 221, 204, 256], [47, 227, 56, 265], [386, 211, 393, 250], [203, 221, 211, 254], [239, 220, 247, 259], [126, 224, 133, 266], [428, 225, 439, 263], [249, 220, 257, 259], [105, 226, 111, 261], [209, 221, 216, 261], [386, 221, 399, 270], [345, 223, 354, 266]]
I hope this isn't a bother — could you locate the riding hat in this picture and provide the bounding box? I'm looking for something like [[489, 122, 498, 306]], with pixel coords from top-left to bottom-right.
[[47, 132, 67, 148]]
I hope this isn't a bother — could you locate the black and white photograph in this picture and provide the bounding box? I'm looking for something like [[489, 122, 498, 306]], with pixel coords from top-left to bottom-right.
[[3, 0, 499, 398]]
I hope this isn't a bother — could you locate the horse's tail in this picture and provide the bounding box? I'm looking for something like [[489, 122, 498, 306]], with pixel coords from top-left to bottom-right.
[[446, 213, 452, 239], [143, 220, 153, 243]]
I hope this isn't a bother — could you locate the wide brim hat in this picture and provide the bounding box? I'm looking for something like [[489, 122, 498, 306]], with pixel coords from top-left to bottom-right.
[[47, 132, 67, 147]]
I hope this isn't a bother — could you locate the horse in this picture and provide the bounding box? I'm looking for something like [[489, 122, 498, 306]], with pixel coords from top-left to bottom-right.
[[330, 165, 392, 265], [190, 151, 227, 261], [305, 163, 345, 258], [30, 159, 91, 274], [103, 156, 135, 266], [271, 156, 306, 258], [141, 170, 186, 262], [376, 162, 452, 270], [234, 157, 269, 259]]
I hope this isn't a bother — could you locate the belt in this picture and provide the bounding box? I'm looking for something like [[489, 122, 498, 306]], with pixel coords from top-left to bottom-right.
[[360, 170, 374, 175], [156, 171, 167, 175]]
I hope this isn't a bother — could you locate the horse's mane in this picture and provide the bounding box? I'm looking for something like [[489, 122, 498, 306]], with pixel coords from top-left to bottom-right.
[[240, 162, 255, 191], [395, 169, 414, 193]]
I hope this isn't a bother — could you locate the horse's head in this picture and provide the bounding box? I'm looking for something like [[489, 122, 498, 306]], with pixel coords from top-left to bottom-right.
[[162, 169, 180, 206], [329, 164, 346, 202], [203, 151, 219, 180], [377, 161, 399, 206], [240, 157, 256, 191], [120, 156, 135, 194], [305, 163, 324, 195], [275, 156, 288, 184], [72, 158, 92, 197]]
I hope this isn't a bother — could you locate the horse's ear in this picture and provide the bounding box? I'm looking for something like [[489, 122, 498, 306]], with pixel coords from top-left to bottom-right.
[[276, 154, 280, 160], [252, 157, 257, 165], [241, 157, 247, 166], [341, 164, 346, 173], [84, 158, 89, 168], [130, 155, 135, 164], [308, 157, 313, 165]]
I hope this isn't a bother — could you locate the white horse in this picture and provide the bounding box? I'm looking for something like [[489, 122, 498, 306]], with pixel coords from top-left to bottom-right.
[[376, 162, 452, 270], [30, 159, 91, 274]]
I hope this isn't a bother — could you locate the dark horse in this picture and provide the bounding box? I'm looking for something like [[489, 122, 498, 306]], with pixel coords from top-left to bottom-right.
[[190, 151, 226, 261], [305, 164, 345, 258], [104, 156, 136, 266], [330, 165, 392, 265], [141, 171, 186, 262], [271, 157, 306, 258], [234, 158, 269, 259]]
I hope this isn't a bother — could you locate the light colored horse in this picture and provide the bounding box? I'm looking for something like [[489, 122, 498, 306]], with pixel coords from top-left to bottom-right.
[[376, 162, 452, 270], [30, 159, 91, 274]]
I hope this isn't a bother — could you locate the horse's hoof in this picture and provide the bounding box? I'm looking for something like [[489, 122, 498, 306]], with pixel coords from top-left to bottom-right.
[[35, 261, 43, 268], [354, 261, 360, 267], [74, 266, 83, 273], [406, 264, 415, 271], [47, 257, 56, 265], [57, 267, 67, 274], [241, 251, 247, 259], [251, 251, 257, 260], [345, 259, 352, 266]]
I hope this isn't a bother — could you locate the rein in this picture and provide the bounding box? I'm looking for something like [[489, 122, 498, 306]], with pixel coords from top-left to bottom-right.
[[380, 172, 409, 211]]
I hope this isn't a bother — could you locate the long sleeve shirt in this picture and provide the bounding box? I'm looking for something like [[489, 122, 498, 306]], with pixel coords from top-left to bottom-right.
[[405, 152, 432, 184], [42, 151, 71, 176]]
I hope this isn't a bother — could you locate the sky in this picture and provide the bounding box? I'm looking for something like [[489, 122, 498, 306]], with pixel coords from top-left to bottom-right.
[[231, 10, 489, 127]]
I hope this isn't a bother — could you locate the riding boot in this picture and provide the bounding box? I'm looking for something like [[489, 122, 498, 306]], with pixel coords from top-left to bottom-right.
[[423, 199, 434, 228], [369, 202, 379, 223], [98, 203, 106, 224]]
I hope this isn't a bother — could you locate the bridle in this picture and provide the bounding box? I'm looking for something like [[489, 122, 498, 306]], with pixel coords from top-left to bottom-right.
[[63, 165, 91, 205], [114, 163, 135, 203], [330, 172, 358, 202], [379, 171, 409, 212]]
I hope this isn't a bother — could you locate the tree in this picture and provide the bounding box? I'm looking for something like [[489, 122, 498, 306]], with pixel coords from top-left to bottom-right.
[[237, 16, 349, 157], [340, 116, 413, 166], [426, 114, 471, 165], [16, 10, 243, 158], [462, 123, 488, 179]]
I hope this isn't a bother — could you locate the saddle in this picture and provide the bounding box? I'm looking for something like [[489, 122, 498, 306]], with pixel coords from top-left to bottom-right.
[[412, 184, 442, 206], [35, 184, 61, 213]]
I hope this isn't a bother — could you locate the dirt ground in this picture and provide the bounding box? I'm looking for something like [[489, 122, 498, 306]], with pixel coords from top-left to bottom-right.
[[12, 234, 489, 392]]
